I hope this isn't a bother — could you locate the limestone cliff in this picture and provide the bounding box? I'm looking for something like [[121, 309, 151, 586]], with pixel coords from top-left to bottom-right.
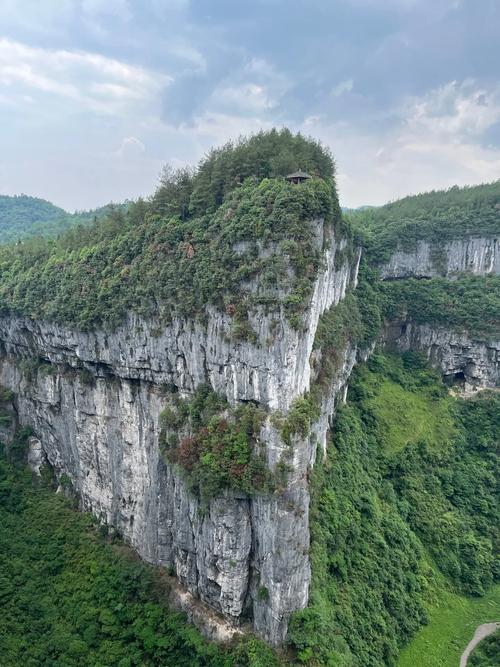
[[380, 236, 500, 279], [0, 217, 361, 645], [384, 320, 500, 394]]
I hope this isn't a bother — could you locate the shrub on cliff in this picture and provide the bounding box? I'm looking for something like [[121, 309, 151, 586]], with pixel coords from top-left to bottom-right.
[[159, 386, 273, 500]]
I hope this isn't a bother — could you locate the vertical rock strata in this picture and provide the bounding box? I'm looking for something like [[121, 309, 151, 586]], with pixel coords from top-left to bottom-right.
[[0, 218, 361, 644], [380, 237, 500, 278], [384, 321, 500, 393]]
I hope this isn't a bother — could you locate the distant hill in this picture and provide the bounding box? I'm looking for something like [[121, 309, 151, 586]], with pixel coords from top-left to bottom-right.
[[0, 195, 126, 245]]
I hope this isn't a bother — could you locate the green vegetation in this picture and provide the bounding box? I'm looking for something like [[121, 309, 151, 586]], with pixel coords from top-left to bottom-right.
[[398, 577, 500, 667], [160, 385, 274, 500], [280, 393, 321, 445], [0, 444, 279, 667], [347, 180, 500, 263], [360, 357, 457, 455], [0, 132, 341, 330], [152, 128, 336, 220], [383, 275, 500, 337], [469, 629, 500, 666], [0, 194, 120, 245], [315, 261, 385, 350], [288, 353, 499, 666]]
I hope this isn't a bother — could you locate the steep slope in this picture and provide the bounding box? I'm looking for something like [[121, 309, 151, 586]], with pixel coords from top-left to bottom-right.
[[288, 354, 499, 666]]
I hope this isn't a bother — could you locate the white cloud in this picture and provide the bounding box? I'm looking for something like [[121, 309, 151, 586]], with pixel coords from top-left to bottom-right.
[[331, 78, 354, 97], [404, 80, 500, 140], [0, 38, 167, 115], [308, 79, 500, 207]]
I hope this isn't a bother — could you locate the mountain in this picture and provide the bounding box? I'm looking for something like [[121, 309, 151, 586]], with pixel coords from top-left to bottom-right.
[[0, 194, 124, 244], [0, 131, 498, 666]]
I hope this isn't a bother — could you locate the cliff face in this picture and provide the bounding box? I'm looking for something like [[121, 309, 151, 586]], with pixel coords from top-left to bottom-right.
[[0, 218, 361, 645], [380, 236, 500, 279], [384, 321, 500, 394]]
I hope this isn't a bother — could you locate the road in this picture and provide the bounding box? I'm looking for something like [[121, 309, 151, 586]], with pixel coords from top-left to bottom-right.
[[459, 622, 500, 667]]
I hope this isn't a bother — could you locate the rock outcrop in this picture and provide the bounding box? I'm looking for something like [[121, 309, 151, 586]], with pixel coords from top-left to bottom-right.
[[384, 320, 500, 394], [0, 218, 361, 645], [380, 237, 500, 279]]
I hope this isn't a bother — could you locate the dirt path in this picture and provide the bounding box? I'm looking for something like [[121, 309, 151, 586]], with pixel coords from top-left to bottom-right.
[[459, 621, 500, 667]]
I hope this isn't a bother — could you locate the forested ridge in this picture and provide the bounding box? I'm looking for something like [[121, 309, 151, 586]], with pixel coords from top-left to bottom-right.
[[0, 131, 343, 330], [0, 194, 119, 244], [347, 180, 500, 263]]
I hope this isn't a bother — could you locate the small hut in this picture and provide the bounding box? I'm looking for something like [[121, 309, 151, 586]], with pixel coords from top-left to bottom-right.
[[285, 170, 312, 185]]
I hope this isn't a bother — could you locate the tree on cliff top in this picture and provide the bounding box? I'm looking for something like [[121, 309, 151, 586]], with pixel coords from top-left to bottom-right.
[[151, 128, 337, 219]]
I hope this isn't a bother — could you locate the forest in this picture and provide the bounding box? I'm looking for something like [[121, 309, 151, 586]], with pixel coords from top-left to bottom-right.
[[0, 195, 118, 244]]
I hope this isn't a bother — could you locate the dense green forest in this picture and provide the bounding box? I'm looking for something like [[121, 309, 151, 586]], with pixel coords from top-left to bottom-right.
[[288, 353, 499, 666], [0, 442, 277, 667], [347, 180, 500, 263], [0, 194, 118, 244], [0, 131, 343, 330], [382, 275, 500, 337]]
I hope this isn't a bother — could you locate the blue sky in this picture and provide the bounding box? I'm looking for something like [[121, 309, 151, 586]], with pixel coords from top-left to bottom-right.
[[1, 0, 499, 210]]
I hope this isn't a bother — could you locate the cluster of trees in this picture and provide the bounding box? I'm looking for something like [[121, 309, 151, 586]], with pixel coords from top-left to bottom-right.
[[347, 180, 500, 263], [288, 353, 499, 666], [151, 129, 336, 220], [160, 385, 274, 500], [0, 194, 120, 244], [0, 444, 278, 667]]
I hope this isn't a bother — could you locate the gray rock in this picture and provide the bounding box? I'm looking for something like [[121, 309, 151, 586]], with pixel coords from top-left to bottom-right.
[[0, 218, 362, 645], [380, 237, 500, 279], [384, 321, 500, 393]]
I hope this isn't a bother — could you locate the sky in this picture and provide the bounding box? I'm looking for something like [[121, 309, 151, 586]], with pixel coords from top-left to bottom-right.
[[0, 0, 499, 211]]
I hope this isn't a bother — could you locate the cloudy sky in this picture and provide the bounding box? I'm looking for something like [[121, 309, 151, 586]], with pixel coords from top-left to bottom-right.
[[1, 0, 499, 210]]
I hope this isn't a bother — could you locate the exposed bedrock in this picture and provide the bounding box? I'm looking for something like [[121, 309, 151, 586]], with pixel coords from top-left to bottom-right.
[[0, 219, 362, 645], [380, 236, 500, 279], [384, 320, 500, 393]]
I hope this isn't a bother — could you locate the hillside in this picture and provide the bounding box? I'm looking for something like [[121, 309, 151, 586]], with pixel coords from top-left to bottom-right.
[[0, 130, 342, 329], [0, 194, 122, 245]]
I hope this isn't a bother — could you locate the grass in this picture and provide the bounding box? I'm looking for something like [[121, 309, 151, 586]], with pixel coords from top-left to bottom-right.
[[398, 570, 500, 667], [365, 377, 457, 455]]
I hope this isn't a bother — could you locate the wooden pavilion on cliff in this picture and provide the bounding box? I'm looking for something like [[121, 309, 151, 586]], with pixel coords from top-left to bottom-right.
[[285, 170, 312, 184]]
